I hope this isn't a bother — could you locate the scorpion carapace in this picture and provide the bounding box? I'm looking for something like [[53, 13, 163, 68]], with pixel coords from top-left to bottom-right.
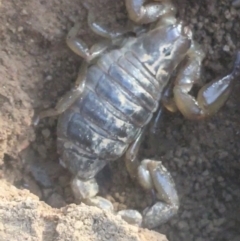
[[35, 0, 240, 229]]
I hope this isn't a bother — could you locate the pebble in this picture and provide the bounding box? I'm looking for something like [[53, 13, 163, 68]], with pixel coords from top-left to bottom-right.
[[195, 238, 204, 241], [47, 193, 66, 208], [58, 175, 70, 187], [37, 145, 47, 159], [117, 209, 142, 226], [45, 75, 53, 81], [23, 176, 42, 199], [223, 45, 230, 52], [74, 221, 83, 230], [17, 26, 23, 32], [29, 161, 53, 188], [213, 218, 225, 227], [42, 188, 53, 199], [177, 220, 189, 231], [41, 129, 51, 138], [83, 196, 114, 212]]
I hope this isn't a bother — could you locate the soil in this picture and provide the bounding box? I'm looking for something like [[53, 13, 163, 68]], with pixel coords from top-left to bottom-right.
[[0, 180, 167, 241], [1, 0, 240, 241]]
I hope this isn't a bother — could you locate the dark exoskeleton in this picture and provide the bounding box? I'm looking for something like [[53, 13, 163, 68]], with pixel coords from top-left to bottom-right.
[[36, 0, 240, 229]]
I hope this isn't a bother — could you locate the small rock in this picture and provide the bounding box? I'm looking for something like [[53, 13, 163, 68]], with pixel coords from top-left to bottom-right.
[[117, 209, 142, 226], [177, 220, 189, 231], [41, 129, 51, 138], [23, 176, 42, 199], [29, 161, 53, 188], [58, 175, 70, 187], [74, 221, 83, 230], [45, 75, 53, 81], [17, 26, 23, 32], [47, 193, 66, 208], [42, 188, 53, 199], [37, 145, 47, 159], [195, 238, 204, 241], [213, 218, 225, 227], [84, 196, 114, 212], [202, 170, 209, 176], [223, 45, 230, 52]]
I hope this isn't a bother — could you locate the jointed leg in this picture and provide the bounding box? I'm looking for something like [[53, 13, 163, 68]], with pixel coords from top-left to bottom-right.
[[67, 5, 146, 63], [33, 62, 88, 125], [149, 105, 165, 134], [87, 11, 133, 39], [125, 0, 176, 25], [139, 159, 179, 228], [161, 80, 178, 113], [66, 22, 111, 63], [35, 10, 135, 123], [125, 127, 147, 180], [124, 128, 179, 229], [71, 176, 114, 212]]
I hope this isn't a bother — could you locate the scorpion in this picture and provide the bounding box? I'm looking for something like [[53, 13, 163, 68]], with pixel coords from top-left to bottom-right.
[[35, 0, 240, 229]]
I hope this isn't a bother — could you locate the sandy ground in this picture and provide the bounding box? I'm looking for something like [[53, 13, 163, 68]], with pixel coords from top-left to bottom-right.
[[1, 0, 240, 240], [0, 180, 167, 241]]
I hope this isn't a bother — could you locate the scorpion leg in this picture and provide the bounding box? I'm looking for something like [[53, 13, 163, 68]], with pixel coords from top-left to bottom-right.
[[149, 105, 165, 134], [123, 127, 179, 229], [67, 7, 146, 62], [71, 176, 114, 212], [33, 62, 88, 124], [66, 22, 111, 63], [36, 11, 132, 123], [125, 0, 176, 25], [138, 159, 179, 229], [173, 44, 240, 120], [161, 81, 178, 113], [125, 127, 147, 180], [87, 11, 133, 39]]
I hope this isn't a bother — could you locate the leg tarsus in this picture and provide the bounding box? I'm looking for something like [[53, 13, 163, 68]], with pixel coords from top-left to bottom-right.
[[161, 82, 178, 113], [35, 88, 82, 121], [149, 105, 165, 134]]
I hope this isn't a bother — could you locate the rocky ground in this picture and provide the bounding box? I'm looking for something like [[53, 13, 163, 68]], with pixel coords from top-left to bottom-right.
[[0, 180, 167, 241], [1, 0, 240, 240]]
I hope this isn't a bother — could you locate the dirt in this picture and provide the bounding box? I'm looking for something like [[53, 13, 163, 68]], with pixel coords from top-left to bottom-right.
[[0, 180, 167, 241], [0, 0, 240, 241]]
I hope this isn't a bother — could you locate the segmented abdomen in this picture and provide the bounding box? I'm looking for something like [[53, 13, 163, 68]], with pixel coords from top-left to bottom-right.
[[57, 49, 161, 178]]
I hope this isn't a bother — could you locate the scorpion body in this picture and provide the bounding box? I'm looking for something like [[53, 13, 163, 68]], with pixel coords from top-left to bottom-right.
[[57, 24, 190, 181], [36, 0, 240, 229]]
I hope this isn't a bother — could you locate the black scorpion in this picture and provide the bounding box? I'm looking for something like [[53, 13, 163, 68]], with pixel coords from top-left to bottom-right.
[[35, 0, 240, 229]]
